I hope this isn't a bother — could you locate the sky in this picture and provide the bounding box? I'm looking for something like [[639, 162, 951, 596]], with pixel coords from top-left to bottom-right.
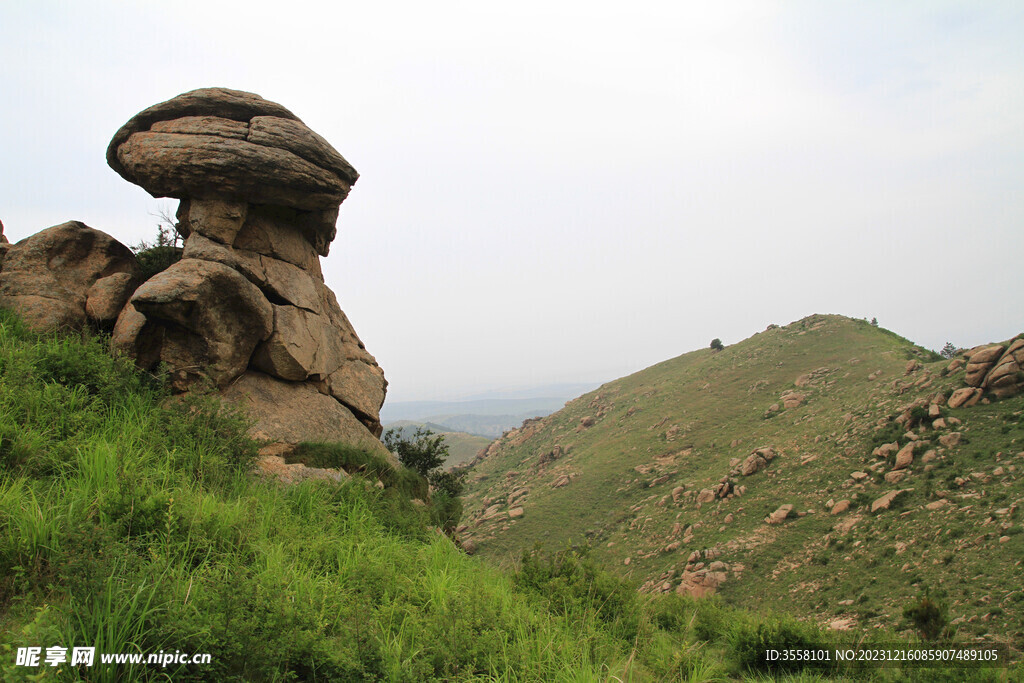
[[2, 1, 1022, 402]]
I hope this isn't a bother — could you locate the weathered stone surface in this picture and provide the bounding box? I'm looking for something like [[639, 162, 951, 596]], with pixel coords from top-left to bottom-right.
[[128, 260, 272, 388], [176, 198, 247, 245], [884, 470, 907, 484], [183, 234, 321, 311], [0, 219, 9, 266], [873, 442, 899, 459], [111, 301, 158, 363], [251, 305, 324, 381], [893, 442, 915, 470], [781, 391, 805, 409], [968, 344, 1006, 366], [323, 361, 387, 434], [107, 89, 387, 454], [255, 453, 351, 486], [739, 447, 776, 476], [231, 205, 323, 275], [222, 370, 395, 462], [248, 302, 384, 432], [830, 500, 850, 515], [871, 489, 905, 513], [0, 221, 141, 332], [766, 504, 793, 524], [85, 272, 138, 322], [107, 88, 357, 256], [939, 432, 962, 448], [948, 387, 982, 408]]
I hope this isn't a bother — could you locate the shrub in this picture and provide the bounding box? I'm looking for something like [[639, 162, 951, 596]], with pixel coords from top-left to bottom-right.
[[428, 469, 465, 498], [132, 223, 183, 280], [727, 613, 833, 675], [902, 589, 952, 641], [515, 546, 646, 642], [383, 427, 448, 478], [710, 338, 725, 351]]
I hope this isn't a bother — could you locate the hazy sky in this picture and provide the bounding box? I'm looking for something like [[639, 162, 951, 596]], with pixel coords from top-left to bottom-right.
[[2, 1, 1022, 401]]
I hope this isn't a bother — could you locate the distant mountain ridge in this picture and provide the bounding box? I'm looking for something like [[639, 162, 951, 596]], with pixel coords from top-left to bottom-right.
[[381, 395, 590, 438], [381, 397, 574, 422]]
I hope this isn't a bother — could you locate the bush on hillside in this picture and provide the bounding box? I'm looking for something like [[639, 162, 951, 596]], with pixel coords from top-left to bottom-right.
[[515, 546, 647, 643], [710, 338, 725, 351], [727, 612, 834, 675], [903, 589, 953, 641], [383, 426, 448, 477]]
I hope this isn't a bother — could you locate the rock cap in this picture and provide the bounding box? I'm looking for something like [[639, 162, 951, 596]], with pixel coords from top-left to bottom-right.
[[106, 88, 358, 213]]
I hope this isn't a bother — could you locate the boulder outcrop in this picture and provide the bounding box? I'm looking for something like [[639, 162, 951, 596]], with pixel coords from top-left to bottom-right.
[[959, 340, 1024, 400], [105, 88, 387, 449], [0, 221, 142, 331]]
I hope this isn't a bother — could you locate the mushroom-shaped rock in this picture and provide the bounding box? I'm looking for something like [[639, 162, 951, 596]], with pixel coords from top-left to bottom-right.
[[107, 88, 387, 451], [0, 221, 142, 332], [106, 87, 358, 255]]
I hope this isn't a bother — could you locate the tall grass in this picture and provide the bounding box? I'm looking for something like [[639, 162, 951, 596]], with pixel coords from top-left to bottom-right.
[[0, 309, 1018, 681]]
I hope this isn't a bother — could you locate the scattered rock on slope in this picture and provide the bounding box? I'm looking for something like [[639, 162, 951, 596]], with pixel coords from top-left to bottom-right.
[[766, 504, 793, 524]]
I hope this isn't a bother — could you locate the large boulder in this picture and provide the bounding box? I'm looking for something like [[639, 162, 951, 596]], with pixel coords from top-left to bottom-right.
[[107, 87, 358, 256], [957, 339, 1024, 400], [118, 260, 273, 390], [221, 371, 395, 464], [0, 221, 142, 332]]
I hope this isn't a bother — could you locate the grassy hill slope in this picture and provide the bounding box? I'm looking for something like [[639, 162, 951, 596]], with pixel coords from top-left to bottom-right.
[[2, 309, 1019, 680], [462, 314, 1024, 652], [5, 308, 958, 682]]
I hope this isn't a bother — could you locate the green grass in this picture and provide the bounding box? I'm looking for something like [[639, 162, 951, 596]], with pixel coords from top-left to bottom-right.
[[1, 308, 1019, 680]]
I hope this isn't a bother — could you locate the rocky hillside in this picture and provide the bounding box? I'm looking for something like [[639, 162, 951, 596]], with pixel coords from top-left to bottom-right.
[[461, 315, 1024, 648]]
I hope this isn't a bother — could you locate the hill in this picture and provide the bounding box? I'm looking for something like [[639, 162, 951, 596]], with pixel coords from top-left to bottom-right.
[[461, 314, 1024, 652]]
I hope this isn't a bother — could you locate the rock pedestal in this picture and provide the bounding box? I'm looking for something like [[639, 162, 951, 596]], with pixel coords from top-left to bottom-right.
[[107, 88, 388, 450]]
